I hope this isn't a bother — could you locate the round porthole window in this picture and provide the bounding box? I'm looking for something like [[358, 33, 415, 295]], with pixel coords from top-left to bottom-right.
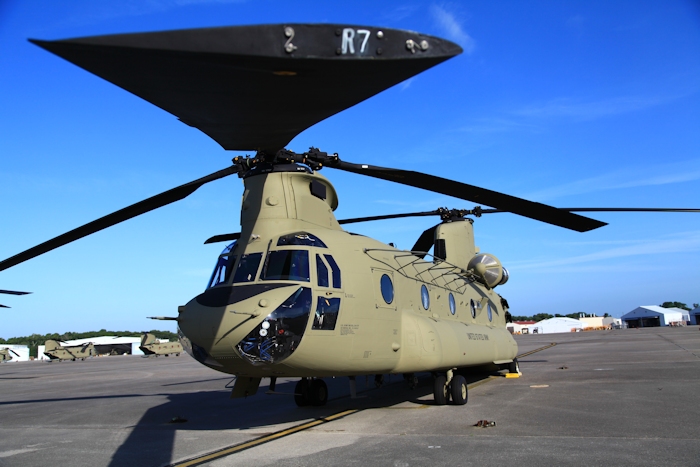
[[380, 274, 394, 304], [449, 293, 456, 315], [487, 303, 493, 322], [470, 299, 477, 318], [421, 285, 430, 310]]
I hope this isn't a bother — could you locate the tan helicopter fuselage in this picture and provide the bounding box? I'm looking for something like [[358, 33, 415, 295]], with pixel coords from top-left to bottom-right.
[[177, 167, 518, 378], [0, 348, 13, 362], [44, 340, 95, 361], [139, 332, 183, 356]]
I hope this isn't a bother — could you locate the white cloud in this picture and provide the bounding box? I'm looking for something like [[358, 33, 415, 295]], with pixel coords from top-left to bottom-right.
[[524, 159, 700, 201], [513, 95, 669, 120], [430, 4, 476, 54], [508, 230, 700, 272], [400, 78, 414, 91]]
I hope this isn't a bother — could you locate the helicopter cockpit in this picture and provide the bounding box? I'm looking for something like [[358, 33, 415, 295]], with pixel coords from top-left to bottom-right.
[[204, 232, 342, 365]]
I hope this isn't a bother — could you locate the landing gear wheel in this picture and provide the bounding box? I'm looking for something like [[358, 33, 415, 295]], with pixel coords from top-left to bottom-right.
[[433, 375, 449, 405], [450, 375, 468, 405], [508, 358, 519, 374], [309, 379, 328, 406], [294, 378, 309, 407]]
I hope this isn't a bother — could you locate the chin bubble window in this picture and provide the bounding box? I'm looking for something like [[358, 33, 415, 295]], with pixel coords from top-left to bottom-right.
[[470, 299, 477, 318], [449, 293, 456, 315]]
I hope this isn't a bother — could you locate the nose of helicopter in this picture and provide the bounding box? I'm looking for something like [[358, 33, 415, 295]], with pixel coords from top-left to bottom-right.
[[177, 283, 312, 368]]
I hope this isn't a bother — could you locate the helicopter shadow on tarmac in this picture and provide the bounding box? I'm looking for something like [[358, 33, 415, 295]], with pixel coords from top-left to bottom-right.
[[107, 369, 500, 467]]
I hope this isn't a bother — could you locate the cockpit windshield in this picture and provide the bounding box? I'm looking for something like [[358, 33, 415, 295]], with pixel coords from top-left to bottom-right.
[[233, 253, 263, 283], [261, 250, 310, 282], [206, 241, 237, 289]]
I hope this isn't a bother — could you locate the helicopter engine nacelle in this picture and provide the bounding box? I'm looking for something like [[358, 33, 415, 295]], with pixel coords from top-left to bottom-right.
[[467, 253, 509, 288]]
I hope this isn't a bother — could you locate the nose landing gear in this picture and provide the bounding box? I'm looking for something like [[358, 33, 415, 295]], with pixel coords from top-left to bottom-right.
[[294, 377, 328, 407]]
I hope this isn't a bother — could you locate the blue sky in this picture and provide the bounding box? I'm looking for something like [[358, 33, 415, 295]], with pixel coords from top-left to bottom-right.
[[1, 1, 699, 337]]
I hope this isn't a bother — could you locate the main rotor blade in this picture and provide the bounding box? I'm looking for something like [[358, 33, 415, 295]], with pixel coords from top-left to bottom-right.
[[0, 165, 239, 272], [412, 224, 438, 258], [338, 210, 440, 224], [481, 207, 700, 214], [204, 232, 241, 245], [202, 212, 442, 244], [331, 161, 607, 232], [0, 290, 31, 295]]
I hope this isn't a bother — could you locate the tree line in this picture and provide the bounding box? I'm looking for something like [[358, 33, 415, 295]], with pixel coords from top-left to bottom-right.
[[0, 329, 179, 358]]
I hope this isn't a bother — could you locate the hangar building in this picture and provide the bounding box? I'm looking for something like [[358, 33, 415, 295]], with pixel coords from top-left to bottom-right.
[[621, 306, 688, 328], [37, 336, 145, 360], [526, 317, 584, 334], [691, 306, 700, 325]]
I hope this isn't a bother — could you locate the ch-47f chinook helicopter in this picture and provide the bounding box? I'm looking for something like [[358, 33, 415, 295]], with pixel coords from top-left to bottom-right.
[[1, 24, 697, 406]]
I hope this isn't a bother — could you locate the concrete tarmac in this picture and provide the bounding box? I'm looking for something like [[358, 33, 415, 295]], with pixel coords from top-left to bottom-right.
[[1, 326, 699, 466]]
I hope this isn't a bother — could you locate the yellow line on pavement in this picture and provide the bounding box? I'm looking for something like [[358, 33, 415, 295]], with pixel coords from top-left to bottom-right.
[[171, 409, 358, 467], [517, 342, 557, 359]]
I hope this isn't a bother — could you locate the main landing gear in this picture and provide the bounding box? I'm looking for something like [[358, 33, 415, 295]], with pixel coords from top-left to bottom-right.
[[294, 377, 328, 407], [433, 370, 468, 406]]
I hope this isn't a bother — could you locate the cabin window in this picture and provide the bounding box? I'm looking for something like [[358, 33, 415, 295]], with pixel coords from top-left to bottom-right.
[[206, 241, 237, 289], [316, 255, 329, 287], [470, 299, 477, 318], [313, 297, 340, 330], [233, 253, 263, 283], [277, 232, 327, 248], [487, 303, 493, 322], [421, 285, 430, 310], [449, 293, 456, 315], [324, 254, 341, 289], [261, 250, 310, 282], [380, 274, 394, 304]]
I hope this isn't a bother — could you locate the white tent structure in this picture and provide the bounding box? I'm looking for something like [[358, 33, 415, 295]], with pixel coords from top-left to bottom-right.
[[527, 317, 584, 334], [621, 306, 687, 328]]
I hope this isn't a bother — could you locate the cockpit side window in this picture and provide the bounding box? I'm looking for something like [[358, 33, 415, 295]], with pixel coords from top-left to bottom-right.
[[324, 254, 341, 289], [277, 232, 327, 248], [233, 253, 263, 283], [316, 254, 329, 287], [261, 250, 310, 282], [313, 297, 340, 330], [206, 241, 237, 289]]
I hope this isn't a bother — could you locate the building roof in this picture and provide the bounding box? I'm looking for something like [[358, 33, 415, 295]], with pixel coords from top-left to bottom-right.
[[625, 306, 685, 316], [62, 336, 141, 346], [535, 317, 582, 325]]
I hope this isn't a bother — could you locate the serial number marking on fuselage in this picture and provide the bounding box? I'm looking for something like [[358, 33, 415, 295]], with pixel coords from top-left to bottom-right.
[[341, 28, 371, 54], [467, 333, 489, 341], [340, 324, 359, 335]]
